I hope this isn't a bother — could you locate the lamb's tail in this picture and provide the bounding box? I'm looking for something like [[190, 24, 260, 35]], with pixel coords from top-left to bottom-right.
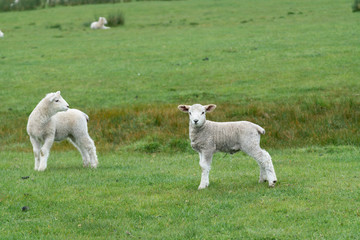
[[254, 124, 265, 135], [83, 112, 89, 122]]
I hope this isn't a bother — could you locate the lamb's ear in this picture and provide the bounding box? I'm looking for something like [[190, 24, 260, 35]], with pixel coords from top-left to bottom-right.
[[48, 91, 61, 102], [48, 93, 56, 102], [178, 105, 190, 113], [205, 104, 216, 112]]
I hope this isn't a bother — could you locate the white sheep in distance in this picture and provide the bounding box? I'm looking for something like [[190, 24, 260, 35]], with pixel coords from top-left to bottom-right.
[[0, 30, 4, 38], [178, 104, 277, 189], [10, 0, 19, 7], [90, 17, 110, 29], [27, 91, 98, 171]]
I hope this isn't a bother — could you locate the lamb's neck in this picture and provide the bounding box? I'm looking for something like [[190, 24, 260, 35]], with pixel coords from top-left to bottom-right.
[[30, 102, 55, 125], [37, 112, 52, 125], [189, 121, 208, 140]]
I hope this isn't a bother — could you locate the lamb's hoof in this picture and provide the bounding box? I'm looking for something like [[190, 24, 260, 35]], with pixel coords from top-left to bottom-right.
[[198, 183, 209, 190], [268, 180, 277, 188], [90, 164, 98, 169], [37, 167, 46, 171]]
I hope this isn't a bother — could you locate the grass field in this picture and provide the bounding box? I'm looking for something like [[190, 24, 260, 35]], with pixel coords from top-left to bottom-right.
[[0, 0, 360, 239], [0, 0, 359, 151], [1, 146, 360, 239]]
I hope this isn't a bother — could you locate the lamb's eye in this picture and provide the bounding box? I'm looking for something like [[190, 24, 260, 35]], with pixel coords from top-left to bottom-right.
[[201, 112, 205, 115], [189, 112, 192, 115], [55, 100, 59, 102]]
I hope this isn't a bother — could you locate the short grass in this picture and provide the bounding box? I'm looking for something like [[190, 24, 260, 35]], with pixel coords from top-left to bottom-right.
[[1, 0, 360, 239], [1, 0, 359, 110], [1, 146, 360, 239]]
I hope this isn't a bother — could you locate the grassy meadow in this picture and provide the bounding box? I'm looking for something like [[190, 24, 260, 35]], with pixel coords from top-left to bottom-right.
[[1, 146, 360, 239], [0, 0, 360, 239]]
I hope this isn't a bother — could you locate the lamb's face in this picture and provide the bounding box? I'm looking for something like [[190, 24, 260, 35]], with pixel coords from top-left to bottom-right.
[[178, 104, 217, 128], [188, 104, 207, 127], [47, 91, 69, 113], [99, 17, 107, 25]]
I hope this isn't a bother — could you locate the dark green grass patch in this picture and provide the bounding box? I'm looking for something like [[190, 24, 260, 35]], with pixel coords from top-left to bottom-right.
[[1, 96, 359, 152], [106, 10, 125, 26], [1, 146, 360, 239], [0, 0, 41, 12], [353, 0, 360, 12]]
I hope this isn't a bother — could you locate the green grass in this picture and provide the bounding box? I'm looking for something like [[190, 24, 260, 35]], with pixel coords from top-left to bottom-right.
[[0, 0, 359, 150], [1, 146, 360, 239], [353, 0, 360, 12], [0, 0, 360, 238], [0, 0, 174, 12], [105, 10, 125, 27], [0, 0, 359, 110]]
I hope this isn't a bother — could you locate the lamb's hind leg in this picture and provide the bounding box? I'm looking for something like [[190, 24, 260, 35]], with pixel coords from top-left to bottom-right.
[[69, 138, 90, 167], [76, 135, 98, 168], [86, 135, 98, 168], [246, 147, 277, 187]]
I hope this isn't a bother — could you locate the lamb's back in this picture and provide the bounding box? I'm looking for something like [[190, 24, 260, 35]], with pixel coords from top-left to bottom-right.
[[53, 109, 88, 141], [206, 120, 264, 153]]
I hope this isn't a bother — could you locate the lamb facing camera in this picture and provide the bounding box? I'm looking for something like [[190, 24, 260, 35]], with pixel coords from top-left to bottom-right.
[[27, 91, 98, 171], [178, 104, 277, 189]]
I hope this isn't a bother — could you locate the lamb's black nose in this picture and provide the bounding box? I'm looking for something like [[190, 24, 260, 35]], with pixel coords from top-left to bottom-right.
[[194, 119, 199, 124]]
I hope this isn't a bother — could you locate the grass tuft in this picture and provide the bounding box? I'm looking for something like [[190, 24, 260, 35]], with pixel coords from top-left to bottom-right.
[[48, 23, 62, 29], [106, 11, 125, 26], [134, 139, 162, 153], [353, 0, 360, 12]]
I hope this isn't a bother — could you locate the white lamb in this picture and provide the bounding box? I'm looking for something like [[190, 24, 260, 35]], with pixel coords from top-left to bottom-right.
[[90, 17, 110, 29], [178, 104, 277, 189], [0, 30, 4, 38], [27, 91, 98, 171], [10, 0, 19, 7]]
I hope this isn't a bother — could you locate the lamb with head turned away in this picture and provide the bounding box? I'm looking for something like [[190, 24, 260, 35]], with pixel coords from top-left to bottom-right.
[[27, 91, 98, 171]]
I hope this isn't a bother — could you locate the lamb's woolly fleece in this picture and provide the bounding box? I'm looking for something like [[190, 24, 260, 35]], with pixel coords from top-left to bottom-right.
[[178, 104, 277, 189], [90, 17, 110, 29], [189, 120, 266, 153], [27, 91, 98, 171]]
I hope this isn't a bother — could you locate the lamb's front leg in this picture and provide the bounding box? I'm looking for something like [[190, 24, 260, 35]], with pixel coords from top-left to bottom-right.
[[257, 162, 267, 183], [198, 151, 213, 190], [38, 137, 54, 171], [30, 137, 41, 171]]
